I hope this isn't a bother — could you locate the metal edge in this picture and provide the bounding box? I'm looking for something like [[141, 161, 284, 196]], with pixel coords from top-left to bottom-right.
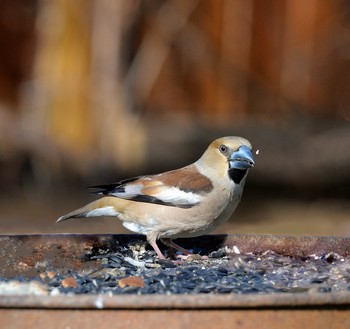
[[1, 292, 350, 310]]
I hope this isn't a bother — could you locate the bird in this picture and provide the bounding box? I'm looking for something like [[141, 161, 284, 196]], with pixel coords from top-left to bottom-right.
[[56, 136, 255, 260]]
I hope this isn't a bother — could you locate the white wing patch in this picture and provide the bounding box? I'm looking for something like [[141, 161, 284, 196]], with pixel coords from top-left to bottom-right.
[[152, 186, 201, 206], [112, 184, 143, 198], [110, 182, 201, 207]]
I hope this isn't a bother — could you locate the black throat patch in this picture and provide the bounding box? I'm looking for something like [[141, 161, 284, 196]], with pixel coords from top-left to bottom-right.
[[228, 169, 247, 184]]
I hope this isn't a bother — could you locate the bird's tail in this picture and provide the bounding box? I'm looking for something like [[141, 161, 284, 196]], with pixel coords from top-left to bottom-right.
[[56, 196, 123, 223]]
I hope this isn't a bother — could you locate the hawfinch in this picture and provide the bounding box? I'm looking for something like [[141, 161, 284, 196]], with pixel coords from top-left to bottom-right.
[[57, 136, 255, 259]]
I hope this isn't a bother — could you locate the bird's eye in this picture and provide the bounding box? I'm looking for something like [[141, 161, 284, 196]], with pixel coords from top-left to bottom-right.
[[219, 144, 227, 153]]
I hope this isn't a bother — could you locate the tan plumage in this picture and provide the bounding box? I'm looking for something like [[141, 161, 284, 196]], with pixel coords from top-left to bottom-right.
[[57, 136, 255, 259]]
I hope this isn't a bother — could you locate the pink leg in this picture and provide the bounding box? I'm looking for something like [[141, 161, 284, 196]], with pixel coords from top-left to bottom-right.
[[160, 238, 192, 255], [161, 238, 208, 260], [149, 241, 166, 260]]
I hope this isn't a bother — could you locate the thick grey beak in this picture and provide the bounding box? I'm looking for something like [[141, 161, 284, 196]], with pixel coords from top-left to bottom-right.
[[229, 145, 255, 170]]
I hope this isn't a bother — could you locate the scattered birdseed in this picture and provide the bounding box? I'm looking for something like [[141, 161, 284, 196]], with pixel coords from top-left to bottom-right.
[[0, 240, 349, 296], [61, 276, 78, 288], [47, 271, 56, 279], [118, 276, 145, 288]]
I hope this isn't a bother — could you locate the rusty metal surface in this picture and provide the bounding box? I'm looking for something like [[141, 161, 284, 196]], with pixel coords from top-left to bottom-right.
[[1, 309, 350, 329], [0, 233, 349, 311], [0, 233, 349, 279], [1, 234, 349, 328], [222, 234, 350, 257]]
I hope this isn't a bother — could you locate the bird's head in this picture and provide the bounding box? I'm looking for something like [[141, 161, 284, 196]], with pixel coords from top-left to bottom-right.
[[197, 136, 255, 184]]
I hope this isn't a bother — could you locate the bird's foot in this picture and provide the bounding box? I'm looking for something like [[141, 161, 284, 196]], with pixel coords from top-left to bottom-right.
[[157, 254, 208, 267], [160, 238, 192, 256], [176, 254, 208, 261]]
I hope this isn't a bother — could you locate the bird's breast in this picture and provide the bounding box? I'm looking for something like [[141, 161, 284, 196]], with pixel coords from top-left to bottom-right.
[[119, 180, 243, 239]]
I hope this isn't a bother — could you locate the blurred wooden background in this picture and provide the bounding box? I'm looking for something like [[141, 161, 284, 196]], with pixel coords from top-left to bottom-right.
[[0, 0, 350, 235], [0, 0, 349, 235]]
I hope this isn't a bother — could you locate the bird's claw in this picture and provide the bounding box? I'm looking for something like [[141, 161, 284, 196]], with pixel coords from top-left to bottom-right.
[[176, 254, 208, 261]]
